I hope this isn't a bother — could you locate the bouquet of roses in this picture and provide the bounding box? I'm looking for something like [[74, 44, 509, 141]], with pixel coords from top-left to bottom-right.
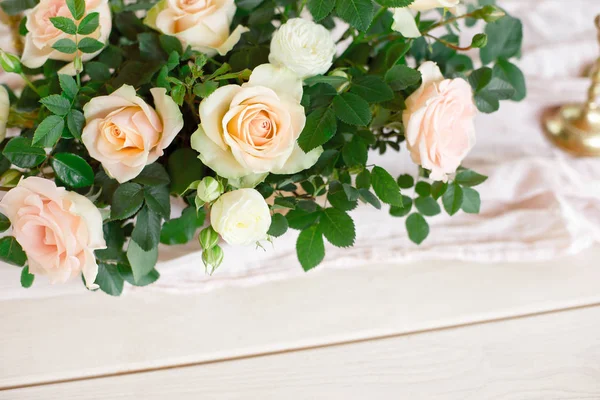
[[0, 0, 524, 295]]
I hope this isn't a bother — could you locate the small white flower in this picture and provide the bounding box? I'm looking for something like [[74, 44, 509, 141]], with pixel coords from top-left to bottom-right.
[[210, 189, 271, 246], [269, 18, 337, 80]]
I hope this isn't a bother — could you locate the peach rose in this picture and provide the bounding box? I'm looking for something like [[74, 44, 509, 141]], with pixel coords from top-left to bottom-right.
[[402, 61, 476, 181], [82, 85, 184, 183], [21, 0, 112, 70], [0, 177, 106, 289], [144, 0, 248, 57], [191, 64, 322, 187]]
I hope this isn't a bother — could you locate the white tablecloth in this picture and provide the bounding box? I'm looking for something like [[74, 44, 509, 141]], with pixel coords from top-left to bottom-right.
[[1, 0, 600, 298]]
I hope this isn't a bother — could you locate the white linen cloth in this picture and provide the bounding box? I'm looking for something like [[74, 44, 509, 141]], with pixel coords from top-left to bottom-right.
[[1, 0, 599, 298]]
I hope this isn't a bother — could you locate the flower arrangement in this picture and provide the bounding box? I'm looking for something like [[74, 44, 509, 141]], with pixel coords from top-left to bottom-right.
[[0, 0, 525, 295]]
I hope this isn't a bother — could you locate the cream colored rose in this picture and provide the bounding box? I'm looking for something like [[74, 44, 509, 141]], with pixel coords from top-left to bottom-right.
[[269, 18, 337, 80], [191, 64, 323, 187], [210, 188, 271, 246], [392, 0, 460, 38], [144, 0, 248, 57], [82, 85, 184, 183], [403, 62, 476, 181], [21, 0, 112, 70], [0, 177, 106, 289], [0, 85, 9, 142]]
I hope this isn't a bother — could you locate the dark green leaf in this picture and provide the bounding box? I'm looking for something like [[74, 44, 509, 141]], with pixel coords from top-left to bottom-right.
[[319, 208, 355, 248], [33, 115, 64, 147], [455, 169, 488, 187], [21, 266, 34, 288], [406, 213, 429, 244], [385, 65, 421, 91], [493, 58, 526, 101], [342, 136, 368, 167], [2, 137, 46, 168], [40, 95, 71, 116], [327, 181, 358, 211], [144, 185, 171, 219], [159, 34, 183, 55], [131, 206, 161, 251], [442, 183, 463, 216], [371, 166, 403, 207], [0, 236, 27, 266], [480, 15, 523, 65], [111, 183, 144, 220], [167, 148, 205, 195], [298, 107, 337, 152], [286, 209, 321, 230], [118, 264, 160, 287], [358, 188, 381, 209], [390, 195, 412, 217], [397, 174, 414, 189], [66, 0, 85, 20], [296, 225, 325, 271], [461, 187, 481, 214], [52, 38, 77, 54], [133, 163, 170, 187], [95, 262, 124, 296], [160, 206, 206, 245], [0, 213, 10, 233], [350, 75, 394, 103], [308, 0, 335, 21], [374, 0, 414, 6], [333, 92, 371, 126], [335, 0, 374, 32], [50, 16, 77, 34], [431, 181, 448, 200], [85, 61, 111, 81], [1, 0, 39, 16], [356, 169, 371, 189], [268, 213, 289, 237], [78, 37, 104, 54], [66, 109, 85, 139], [469, 67, 493, 92], [414, 196, 441, 216], [58, 74, 78, 100], [77, 12, 99, 35], [127, 239, 158, 284], [51, 153, 94, 188], [415, 181, 431, 197]]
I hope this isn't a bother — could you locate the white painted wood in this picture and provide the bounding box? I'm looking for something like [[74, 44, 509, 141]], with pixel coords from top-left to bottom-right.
[[3, 305, 600, 399], [1, 247, 600, 389]]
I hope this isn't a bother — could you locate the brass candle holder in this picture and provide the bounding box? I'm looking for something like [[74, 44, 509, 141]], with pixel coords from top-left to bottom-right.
[[543, 15, 600, 157]]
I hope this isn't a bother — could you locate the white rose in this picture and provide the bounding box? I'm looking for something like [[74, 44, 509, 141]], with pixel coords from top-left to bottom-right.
[[210, 188, 271, 246], [269, 18, 337, 79], [144, 0, 248, 57], [21, 0, 112, 70], [392, 0, 460, 38], [191, 64, 323, 187], [0, 85, 9, 142]]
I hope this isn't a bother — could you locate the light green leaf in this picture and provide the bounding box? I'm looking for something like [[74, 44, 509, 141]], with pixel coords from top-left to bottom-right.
[[127, 240, 158, 284], [455, 169, 488, 187], [118, 264, 160, 287], [442, 183, 463, 216]]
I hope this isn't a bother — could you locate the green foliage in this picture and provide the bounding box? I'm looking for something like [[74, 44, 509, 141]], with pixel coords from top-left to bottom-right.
[[319, 208, 356, 248], [95, 263, 125, 296], [51, 153, 94, 188], [296, 225, 326, 271], [298, 107, 337, 152], [335, 0, 374, 32], [3, 137, 46, 168], [21, 266, 35, 288], [480, 15, 523, 65], [111, 183, 145, 220], [161, 207, 206, 245], [333, 93, 372, 126], [0, 213, 10, 233], [268, 213, 289, 238], [0, 237, 27, 266], [406, 213, 429, 244], [371, 166, 403, 207]]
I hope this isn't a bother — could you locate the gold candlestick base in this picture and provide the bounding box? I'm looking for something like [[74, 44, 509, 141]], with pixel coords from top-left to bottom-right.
[[543, 104, 600, 157]]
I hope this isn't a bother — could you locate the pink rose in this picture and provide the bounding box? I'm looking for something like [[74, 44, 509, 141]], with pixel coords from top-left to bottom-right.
[[21, 0, 112, 70], [0, 177, 106, 289], [144, 0, 248, 57], [82, 85, 184, 183], [403, 61, 476, 181]]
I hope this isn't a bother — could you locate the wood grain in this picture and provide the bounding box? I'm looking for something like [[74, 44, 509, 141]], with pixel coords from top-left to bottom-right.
[[3, 305, 600, 399], [1, 247, 600, 389]]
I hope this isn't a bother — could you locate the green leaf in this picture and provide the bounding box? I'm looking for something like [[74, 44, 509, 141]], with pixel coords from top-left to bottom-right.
[[167, 148, 205, 195], [0, 236, 27, 266], [342, 136, 368, 167], [66, 0, 85, 20], [160, 206, 206, 245], [193, 81, 219, 98], [308, 0, 335, 21], [468, 67, 493, 92], [59, 74, 78, 100], [111, 183, 144, 220], [131, 206, 161, 251], [406, 213, 429, 245], [95, 262, 124, 296], [298, 107, 337, 152], [159, 34, 183, 55], [304, 75, 348, 88], [66, 109, 85, 139], [335, 0, 374, 32], [356, 169, 371, 190], [414, 196, 441, 216], [2, 137, 46, 168], [358, 188, 381, 209], [40, 94, 71, 116], [51, 153, 94, 188], [343, 183, 360, 202], [78, 37, 104, 54], [0, 0, 39, 16], [431, 181, 448, 200], [127, 239, 158, 284], [144, 185, 171, 219], [327, 181, 358, 211], [461, 187, 481, 214], [371, 166, 403, 207], [319, 208, 355, 248], [350, 75, 394, 103], [374, 0, 414, 6], [32, 115, 64, 147], [480, 15, 523, 65], [52, 38, 77, 54], [397, 174, 414, 189], [0, 213, 10, 233], [333, 92, 371, 126], [296, 225, 325, 271], [85, 61, 111, 81], [442, 183, 463, 216], [49, 16, 77, 34], [390, 195, 412, 217], [493, 58, 526, 101], [474, 77, 516, 113], [385, 65, 421, 91], [118, 264, 160, 287], [20, 266, 35, 288], [77, 12, 99, 35], [455, 169, 488, 187], [286, 209, 321, 230], [268, 213, 289, 238], [133, 163, 170, 187], [415, 181, 431, 197]]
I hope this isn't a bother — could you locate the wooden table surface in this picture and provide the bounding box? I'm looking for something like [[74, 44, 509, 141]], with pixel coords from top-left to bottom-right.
[[1, 246, 599, 399]]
